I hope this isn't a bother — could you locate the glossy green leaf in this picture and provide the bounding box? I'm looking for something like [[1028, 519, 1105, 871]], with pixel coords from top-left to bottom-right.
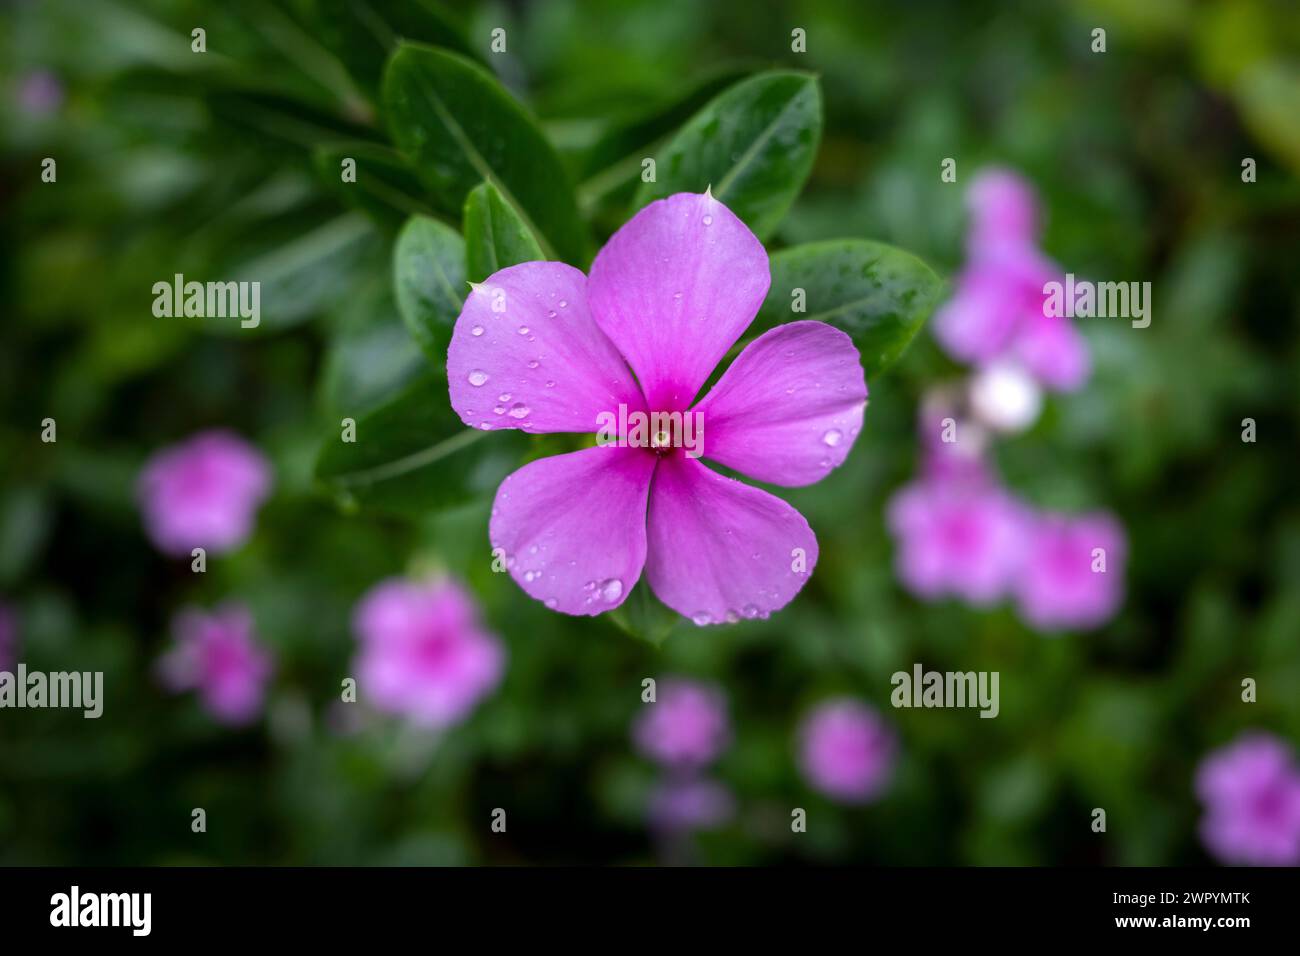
[[383, 43, 587, 263], [313, 141, 436, 230], [633, 71, 821, 240], [751, 239, 944, 379], [463, 181, 547, 282], [393, 214, 465, 362], [315, 373, 526, 517]]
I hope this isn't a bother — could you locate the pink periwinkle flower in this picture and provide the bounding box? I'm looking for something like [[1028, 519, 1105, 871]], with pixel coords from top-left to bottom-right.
[[888, 401, 1028, 605], [137, 430, 272, 558], [158, 603, 274, 725], [0, 602, 17, 672], [647, 775, 735, 833], [352, 577, 504, 729], [633, 677, 731, 769], [1196, 732, 1300, 866], [1014, 510, 1125, 631], [447, 192, 867, 625], [887, 474, 1029, 607], [799, 698, 897, 804], [933, 168, 1089, 392]]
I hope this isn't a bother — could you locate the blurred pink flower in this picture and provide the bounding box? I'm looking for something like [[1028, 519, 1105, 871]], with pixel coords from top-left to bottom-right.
[[158, 604, 274, 725], [1014, 511, 1126, 631], [1196, 733, 1300, 866], [448, 192, 868, 625], [799, 698, 896, 804], [633, 677, 731, 770], [18, 70, 63, 115], [933, 168, 1090, 392], [887, 475, 1029, 606], [137, 430, 272, 557], [352, 577, 504, 729], [0, 602, 17, 672], [647, 776, 735, 832]]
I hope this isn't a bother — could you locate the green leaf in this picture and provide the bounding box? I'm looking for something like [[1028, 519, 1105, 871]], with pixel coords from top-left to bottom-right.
[[633, 71, 821, 241], [204, 212, 382, 335], [576, 65, 751, 214], [608, 579, 681, 648], [318, 276, 426, 416], [393, 214, 465, 362], [314, 373, 526, 517], [206, 89, 377, 152], [383, 43, 587, 264], [313, 141, 436, 230], [752, 239, 944, 379], [295, 0, 482, 99], [462, 180, 547, 282]]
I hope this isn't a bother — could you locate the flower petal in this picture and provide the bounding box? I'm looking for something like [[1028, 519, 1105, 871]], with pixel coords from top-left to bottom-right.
[[489, 445, 656, 615], [644, 454, 817, 624], [1013, 312, 1091, 391], [692, 321, 867, 486], [588, 192, 770, 411], [447, 261, 645, 434]]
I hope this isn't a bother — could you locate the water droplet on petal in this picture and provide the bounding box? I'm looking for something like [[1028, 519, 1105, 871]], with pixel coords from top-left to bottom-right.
[[468, 370, 489, 386], [822, 428, 843, 447], [498, 392, 512, 402], [691, 612, 712, 626], [545, 598, 558, 609], [471, 325, 484, 337], [598, 578, 623, 602], [547, 310, 556, 318], [527, 360, 540, 369], [508, 404, 531, 419], [518, 326, 530, 335], [702, 215, 713, 226], [742, 604, 761, 619], [558, 300, 568, 308]]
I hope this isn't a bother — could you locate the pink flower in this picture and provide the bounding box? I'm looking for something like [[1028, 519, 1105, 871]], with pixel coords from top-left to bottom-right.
[[887, 404, 1028, 605], [887, 476, 1028, 606], [137, 430, 272, 557], [448, 192, 867, 624], [799, 698, 896, 804], [0, 602, 17, 672], [1014, 510, 1125, 631], [965, 168, 1039, 252], [933, 168, 1089, 392], [158, 604, 274, 725], [1196, 733, 1300, 866], [18, 70, 63, 115], [647, 776, 735, 832], [351, 577, 504, 729], [633, 678, 730, 769]]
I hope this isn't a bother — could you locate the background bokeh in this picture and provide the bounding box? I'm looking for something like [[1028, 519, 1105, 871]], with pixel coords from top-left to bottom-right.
[[2, 0, 1299, 865]]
